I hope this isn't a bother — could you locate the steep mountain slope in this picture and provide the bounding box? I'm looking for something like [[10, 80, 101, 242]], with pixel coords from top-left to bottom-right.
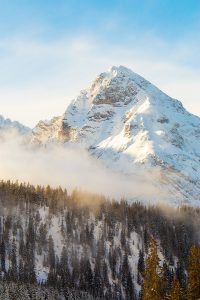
[[31, 66, 200, 205], [0, 115, 30, 135]]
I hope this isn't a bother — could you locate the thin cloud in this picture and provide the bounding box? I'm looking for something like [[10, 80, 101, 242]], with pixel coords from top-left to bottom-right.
[[0, 34, 200, 127], [0, 130, 168, 203]]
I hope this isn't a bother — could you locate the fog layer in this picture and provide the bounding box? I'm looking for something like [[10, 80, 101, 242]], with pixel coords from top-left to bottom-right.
[[0, 130, 167, 203]]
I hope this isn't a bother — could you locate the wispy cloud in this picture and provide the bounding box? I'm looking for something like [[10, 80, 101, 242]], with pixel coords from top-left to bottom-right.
[[0, 31, 200, 127], [0, 129, 168, 203]]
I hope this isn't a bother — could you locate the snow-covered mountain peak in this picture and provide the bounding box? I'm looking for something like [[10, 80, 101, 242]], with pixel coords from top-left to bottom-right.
[[0, 115, 30, 134], [87, 65, 150, 107], [31, 65, 196, 151], [31, 66, 200, 205], [107, 65, 145, 81], [106, 65, 142, 81], [84, 65, 185, 113]]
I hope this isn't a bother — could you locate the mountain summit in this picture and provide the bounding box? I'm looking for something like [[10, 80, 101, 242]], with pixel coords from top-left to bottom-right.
[[32, 66, 200, 205]]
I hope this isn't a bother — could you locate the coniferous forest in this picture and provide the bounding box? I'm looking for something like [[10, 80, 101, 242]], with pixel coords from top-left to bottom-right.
[[0, 180, 200, 299]]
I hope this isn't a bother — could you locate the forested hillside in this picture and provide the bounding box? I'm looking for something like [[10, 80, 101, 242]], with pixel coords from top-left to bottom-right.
[[0, 180, 200, 299]]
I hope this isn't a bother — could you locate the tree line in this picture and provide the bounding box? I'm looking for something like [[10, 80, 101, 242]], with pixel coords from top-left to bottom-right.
[[0, 180, 199, 299]]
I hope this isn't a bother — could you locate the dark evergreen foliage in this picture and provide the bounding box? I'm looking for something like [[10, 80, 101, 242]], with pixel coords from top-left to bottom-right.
[[0, 180, 199, 299]]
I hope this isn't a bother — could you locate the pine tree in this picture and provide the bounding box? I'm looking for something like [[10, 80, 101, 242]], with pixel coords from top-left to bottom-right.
[[60, 246, 70, 285], [163, 261, 173, 296], [93, 262, 103, 298], [176, 260, 186, 289], [138, 249, 145, 274], [141, 238, 165, 300], [170, 275, 182, 300], [10, 239, 17, 281], [126, 269, 136, 299], [19, 259, 24, 282], [48, 235, 55, 270], [137, 249, 145, 284], [0, 239, 6, 272], [121, 252, 129, 289], [187, 244, 200, 300]]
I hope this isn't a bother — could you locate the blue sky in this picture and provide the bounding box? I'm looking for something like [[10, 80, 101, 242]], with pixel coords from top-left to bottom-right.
[[0, 0, 200, 126]]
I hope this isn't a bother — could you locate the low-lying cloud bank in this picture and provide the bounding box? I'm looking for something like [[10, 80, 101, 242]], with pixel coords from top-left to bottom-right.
[[0, 130, 168, 203]]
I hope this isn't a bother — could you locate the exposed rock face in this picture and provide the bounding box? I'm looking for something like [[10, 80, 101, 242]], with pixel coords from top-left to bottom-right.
[[31, 66, 200, 205]]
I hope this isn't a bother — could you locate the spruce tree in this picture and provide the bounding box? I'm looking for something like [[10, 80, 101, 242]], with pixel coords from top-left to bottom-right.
[[10, 239, 17, 281], [126, 269, 136, 299], [137, 249, 145, 285], [0, 239, 6, 272], [48, 235, 55, 270], [170, 275, 182, 300], [187, 244, 200, 300], [142, 238, 165, 300]]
